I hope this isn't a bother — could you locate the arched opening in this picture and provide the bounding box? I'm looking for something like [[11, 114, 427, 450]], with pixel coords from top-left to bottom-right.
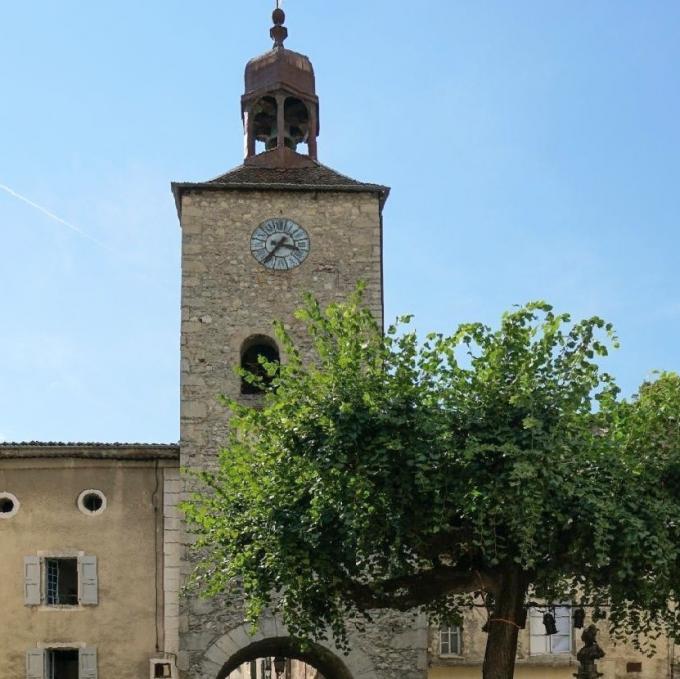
[[283, 97, 310, 152], [248, 96, 312, 154], [227, 656, 323, 679], [217, 638, 353, 679], [241, 335, 280, 395], [253, 96, 278, 152]]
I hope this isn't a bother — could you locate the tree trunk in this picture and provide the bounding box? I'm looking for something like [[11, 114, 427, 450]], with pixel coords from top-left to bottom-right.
[[482, 568, 529, 679]]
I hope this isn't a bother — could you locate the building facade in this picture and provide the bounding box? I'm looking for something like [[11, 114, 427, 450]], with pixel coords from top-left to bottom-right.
[[0, 443, 179, 679], [1, 8, 678, 679], [428, 609, 677, 679]]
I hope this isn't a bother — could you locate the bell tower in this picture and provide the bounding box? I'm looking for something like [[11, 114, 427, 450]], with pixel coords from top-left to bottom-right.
[[170, 8, 426, 679]]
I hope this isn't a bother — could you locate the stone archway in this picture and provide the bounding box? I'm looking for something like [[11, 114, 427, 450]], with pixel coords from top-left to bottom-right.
[[216, 638, 351, 679], [200, 618, 378, 679]]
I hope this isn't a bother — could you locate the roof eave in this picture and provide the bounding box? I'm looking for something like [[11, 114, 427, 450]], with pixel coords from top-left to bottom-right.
[[0, 442, 180, 461], [171, 181, 390, 221]]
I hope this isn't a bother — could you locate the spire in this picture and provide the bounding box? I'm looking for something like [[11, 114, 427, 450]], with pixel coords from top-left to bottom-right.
[[271, 5, 288, 48]]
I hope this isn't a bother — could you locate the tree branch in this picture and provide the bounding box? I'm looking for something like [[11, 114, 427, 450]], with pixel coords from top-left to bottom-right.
[[344, 567, 498, 611]]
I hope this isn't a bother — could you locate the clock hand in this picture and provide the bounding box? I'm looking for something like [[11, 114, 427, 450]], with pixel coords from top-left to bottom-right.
[[263, 238, 285, 263]]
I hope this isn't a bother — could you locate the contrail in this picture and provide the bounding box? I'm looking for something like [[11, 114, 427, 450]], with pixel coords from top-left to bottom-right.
[[0, 182, 110, 250], [0, 181, 175, 296]]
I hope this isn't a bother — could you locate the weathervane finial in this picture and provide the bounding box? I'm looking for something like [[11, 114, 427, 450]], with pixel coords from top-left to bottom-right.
[[271, 2, 288, 48]]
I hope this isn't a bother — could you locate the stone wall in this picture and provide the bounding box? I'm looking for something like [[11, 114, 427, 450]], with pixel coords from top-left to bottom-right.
[[178, 187, 426, 679]]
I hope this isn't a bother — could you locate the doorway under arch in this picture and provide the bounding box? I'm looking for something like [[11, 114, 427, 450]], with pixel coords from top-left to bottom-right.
[[216, 637, 352, 679], [201, 618, 378, 679]]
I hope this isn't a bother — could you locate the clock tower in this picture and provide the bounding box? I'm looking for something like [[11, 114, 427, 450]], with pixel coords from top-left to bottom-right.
[[171, 8, 426, 679]]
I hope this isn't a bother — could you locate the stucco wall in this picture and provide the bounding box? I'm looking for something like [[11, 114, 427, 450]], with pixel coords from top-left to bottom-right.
[[0, 455, 173, 678], [178, 187, 427, 679]]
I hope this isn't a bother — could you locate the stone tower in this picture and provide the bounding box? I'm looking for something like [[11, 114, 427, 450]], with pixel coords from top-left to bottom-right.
[[171, 9, 426, 679]]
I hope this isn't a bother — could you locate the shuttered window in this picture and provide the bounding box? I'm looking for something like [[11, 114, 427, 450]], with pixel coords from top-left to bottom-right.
[[23, 555, 98, 607], [27, 648, 97, 679]]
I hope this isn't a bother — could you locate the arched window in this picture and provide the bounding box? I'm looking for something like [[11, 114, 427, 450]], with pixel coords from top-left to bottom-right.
[[241, 336, 280, 395]]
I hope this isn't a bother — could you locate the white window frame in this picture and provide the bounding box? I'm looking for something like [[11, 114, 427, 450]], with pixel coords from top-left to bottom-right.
[[529, 604, 572, 656], [439, 625, 462, 657]]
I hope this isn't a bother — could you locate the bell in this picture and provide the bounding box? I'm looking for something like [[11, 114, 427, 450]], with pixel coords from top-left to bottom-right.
[[574, 607, 586, 629], [517, 607, 528, 629], [273, 657, 286, 676], [543, 611, 558, 635]]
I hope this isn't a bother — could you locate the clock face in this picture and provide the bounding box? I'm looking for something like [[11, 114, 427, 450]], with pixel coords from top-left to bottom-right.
[[250, 218, 311, 271]]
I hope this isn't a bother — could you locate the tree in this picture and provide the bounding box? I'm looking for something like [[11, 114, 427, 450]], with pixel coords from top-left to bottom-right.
[[184, 289, 680, 679]]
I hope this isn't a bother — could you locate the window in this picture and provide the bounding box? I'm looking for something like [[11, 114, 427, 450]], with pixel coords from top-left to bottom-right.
[[47, 649, 79, 679], [26, 648, 97, 679], [24, 556, 98, 607], [529, 605, 572, 655], [46, 559, 79, 606], [241, 336, 280, 394], [77, 490, 106, 516], [439, 625, 462, 656], [150, 659, 175, 678], [0, 491, 20, 518]]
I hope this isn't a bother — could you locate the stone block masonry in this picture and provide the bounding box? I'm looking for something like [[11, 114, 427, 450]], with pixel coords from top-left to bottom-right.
[[178, 186, 427, 679]]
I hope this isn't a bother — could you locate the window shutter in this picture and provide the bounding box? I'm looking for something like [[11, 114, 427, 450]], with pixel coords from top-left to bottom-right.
[[79, 647, 97, 679], [26, 649, 45, 679], [78, 555, 98, 605], [24, 556, 41, 606]]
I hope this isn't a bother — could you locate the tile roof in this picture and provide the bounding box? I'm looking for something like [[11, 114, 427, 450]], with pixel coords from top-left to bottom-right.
[[171, 161, 390, 217], [205, 163, 384, 189], [0, 442, 179, 461]]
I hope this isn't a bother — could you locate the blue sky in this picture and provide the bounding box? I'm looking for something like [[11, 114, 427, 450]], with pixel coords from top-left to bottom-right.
[[1, 1, 679, 443]]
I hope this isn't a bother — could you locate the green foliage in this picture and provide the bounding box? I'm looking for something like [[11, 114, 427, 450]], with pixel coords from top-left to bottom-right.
[[183, 288, 680, 651]]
